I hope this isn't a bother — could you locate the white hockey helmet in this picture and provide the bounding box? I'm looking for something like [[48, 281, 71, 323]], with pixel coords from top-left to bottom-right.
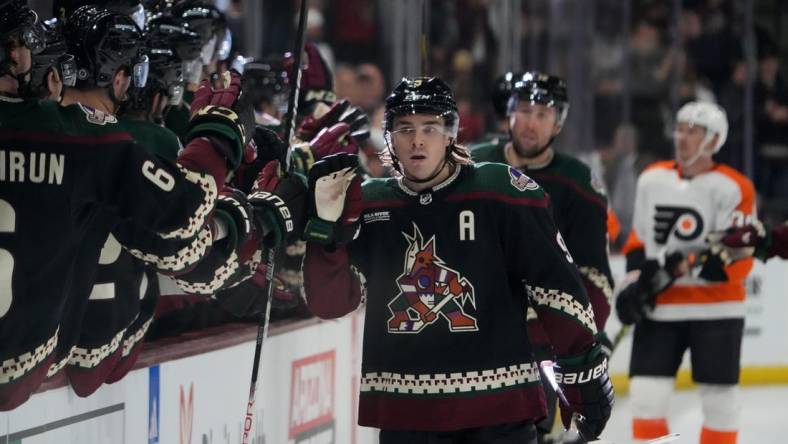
[[676, 101, 728, 153]]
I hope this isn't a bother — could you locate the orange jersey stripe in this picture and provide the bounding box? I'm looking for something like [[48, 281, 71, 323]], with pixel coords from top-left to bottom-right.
[[656, 281, 746, 305]]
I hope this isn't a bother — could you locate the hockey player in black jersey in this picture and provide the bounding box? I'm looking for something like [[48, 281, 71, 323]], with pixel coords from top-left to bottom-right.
[[0, 3, 304, 409], [60, 13, 196, 396], [302, 77, 613, 443], [472, 72, 614, 443]]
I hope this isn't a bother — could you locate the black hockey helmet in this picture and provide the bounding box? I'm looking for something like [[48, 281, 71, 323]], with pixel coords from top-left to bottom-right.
[[492, 71, 521, 118], [171, 0, 229, 62], [151, 13, 202, 63], [171, 0, 223, 44], [54, 0, 146, 29], [383, 76, 459, 137], [0, 0, 46, 77], [240, 56, 289, 106], [125, 14, 190, 112], [22, 23, 77, 99], [509, 71, 569, 126], [63, 5, 149, 89]]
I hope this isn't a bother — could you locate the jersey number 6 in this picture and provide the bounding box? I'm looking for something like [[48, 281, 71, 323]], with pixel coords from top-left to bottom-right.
[[0, 199, 15, 318], [142, 160, 175, 192]]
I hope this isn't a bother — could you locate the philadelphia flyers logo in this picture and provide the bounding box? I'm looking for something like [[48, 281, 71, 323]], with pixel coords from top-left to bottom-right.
[[654, 206, 704, 244]]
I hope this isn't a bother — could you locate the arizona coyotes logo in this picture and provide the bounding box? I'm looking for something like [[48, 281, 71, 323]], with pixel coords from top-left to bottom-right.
[[387, 224, 478, 334], [654, 205, 705, 244]]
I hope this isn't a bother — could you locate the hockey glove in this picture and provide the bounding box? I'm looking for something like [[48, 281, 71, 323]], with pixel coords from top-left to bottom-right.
[[615, 253, 684, 325], [214, 187, 255, 250], [187, 70, 255, 169], [555, 344, 614, 440], [249, 160, 307, 248], [708, 222, 771, 263], [297, 98, 371, 143], [303, 153, 362, 247], [290, 122, 361, 175], [693, 249, 729, 282], [232, 126, 289, 193]]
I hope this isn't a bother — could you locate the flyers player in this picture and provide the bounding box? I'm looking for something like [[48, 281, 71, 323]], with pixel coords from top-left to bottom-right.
[[617, 101, 756, 444]]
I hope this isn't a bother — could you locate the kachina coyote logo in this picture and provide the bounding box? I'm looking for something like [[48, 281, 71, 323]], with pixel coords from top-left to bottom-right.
[[387, 224, 478, 334]]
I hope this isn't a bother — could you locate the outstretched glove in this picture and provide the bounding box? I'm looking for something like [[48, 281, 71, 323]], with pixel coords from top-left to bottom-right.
[[187, 70, 255, 169], [248, 161, 307, 248], [302, 153, 362, 247], [555, 344, 615, 441], [708, 222, 771, 263], [232, 126, 288, 193], [297, 98, 371, 143], [290, 122, 361, 175]]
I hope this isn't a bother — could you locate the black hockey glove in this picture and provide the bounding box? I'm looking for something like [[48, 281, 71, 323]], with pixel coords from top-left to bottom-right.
[[187, 70, 255, 169], [214, 187, 255, 249], [615, 253, 684, 325], [248, 160, 307, 248], [302, 153, 362, 247], [694, 249, 729, 282], [555, 344, 615, 441]]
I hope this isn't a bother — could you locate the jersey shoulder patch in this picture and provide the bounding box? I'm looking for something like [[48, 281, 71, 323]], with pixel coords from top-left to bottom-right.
[[77, 104, 118, 126], [466, 162, 546, 200], [508, 165, 540, 191]]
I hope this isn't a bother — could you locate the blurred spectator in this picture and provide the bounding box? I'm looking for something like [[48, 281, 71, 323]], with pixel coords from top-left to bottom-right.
[[327, 0, 377, 63], [356, 63, 386, 114], [629, 17, 675, 170]]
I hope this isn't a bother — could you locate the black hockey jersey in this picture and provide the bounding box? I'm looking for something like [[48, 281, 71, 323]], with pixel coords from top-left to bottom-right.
[[472, 141, 614, 336], [0, 97, 221, 410], [63, 119, 182, 396], [304, 162, 597, 431]]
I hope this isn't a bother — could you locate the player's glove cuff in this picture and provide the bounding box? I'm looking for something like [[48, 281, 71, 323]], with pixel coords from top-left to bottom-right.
[[187, 105, 247, 168]]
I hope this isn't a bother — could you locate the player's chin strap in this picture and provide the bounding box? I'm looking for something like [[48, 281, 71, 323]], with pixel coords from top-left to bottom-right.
[[678, 138, 716, 170]]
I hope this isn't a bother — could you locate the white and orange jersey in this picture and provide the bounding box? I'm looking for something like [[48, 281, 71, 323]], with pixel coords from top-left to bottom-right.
[[624, 161, 756, 321]]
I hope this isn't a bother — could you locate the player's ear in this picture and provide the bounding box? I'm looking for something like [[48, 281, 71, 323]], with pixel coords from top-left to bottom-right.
[[112, 68, 131, 101], [46, 68, 64, 102]]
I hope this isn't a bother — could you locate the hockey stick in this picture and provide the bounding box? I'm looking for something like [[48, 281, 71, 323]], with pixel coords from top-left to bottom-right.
[[242, 0, 308, 442], [539, 361, 680, 444]]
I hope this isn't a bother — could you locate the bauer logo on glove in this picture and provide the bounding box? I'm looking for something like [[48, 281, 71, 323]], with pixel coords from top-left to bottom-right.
[[248, 190, 294, 233]]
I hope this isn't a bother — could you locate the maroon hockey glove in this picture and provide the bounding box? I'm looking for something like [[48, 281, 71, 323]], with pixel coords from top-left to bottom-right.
[[249, 161, 307, 247], [187, 70, 255, 169], [708, 222, 772, 263], [290, 122, 361, 175], [297, 99, 371, 143], [232, 126, 289, 193], [302, 153, 362, 247], [555, 344, 614, 440]]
